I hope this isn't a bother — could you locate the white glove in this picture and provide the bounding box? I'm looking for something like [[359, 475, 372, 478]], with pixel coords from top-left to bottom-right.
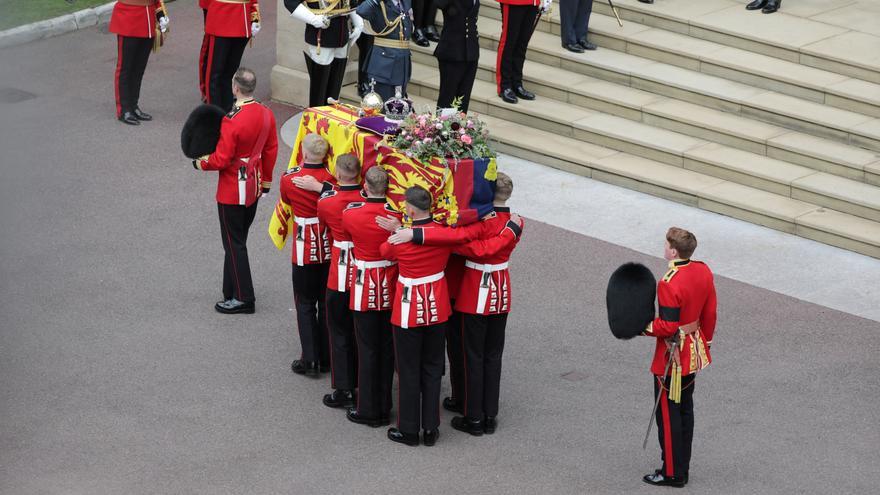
[[540, 0, 552, 13], [158, 15, 169, 33], [291, 4, 331, 29], [348, 13, 364, 47], [251, 22, 261, 36]]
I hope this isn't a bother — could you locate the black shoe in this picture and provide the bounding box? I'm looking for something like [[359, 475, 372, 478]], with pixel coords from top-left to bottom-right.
[[746, 0, 768, 10], [425, 25, 441, 42], [442, 397, 462, 413], [347, 408, 391, 427], [290, 359, 321, 376], [638, 0, 654, 3], [762, 0, 780, 13], [422, 429, 439, 446], [413, 29, 430, 47], [118, 112, 140, 125], [578, 40, 597, 51], [483, 415, 497, 434], [514, 85, 535, 100], [563, 42, 584, 53], [643, 471, 685, 488], [387, 427, 419, 446], [451, 416, 484, 436], [499, 88, 518, 104], [323, 389, 356, 408], [214, 298, 255, 314], [132, 108, 152, 121]]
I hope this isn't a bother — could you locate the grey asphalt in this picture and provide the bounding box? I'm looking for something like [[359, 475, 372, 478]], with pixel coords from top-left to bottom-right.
[[1, 1, 878, 493]]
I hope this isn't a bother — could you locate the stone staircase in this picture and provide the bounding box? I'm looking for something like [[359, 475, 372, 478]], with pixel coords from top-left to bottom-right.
[[342, 0, 880, 258]]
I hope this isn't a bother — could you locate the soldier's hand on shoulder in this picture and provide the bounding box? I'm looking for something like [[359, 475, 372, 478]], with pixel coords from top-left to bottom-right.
[[293, 175, 322, 192], [388, 228, 414, 245], [376, 215, 402, 232]]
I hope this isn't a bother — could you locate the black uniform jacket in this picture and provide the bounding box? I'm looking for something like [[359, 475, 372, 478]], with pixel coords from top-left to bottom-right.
[[434, 0, 480, 62]]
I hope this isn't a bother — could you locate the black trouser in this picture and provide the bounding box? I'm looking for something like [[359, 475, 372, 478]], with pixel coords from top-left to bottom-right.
[[445, 310, 465, 402], [393, 323, 446, 434], [217, 202, 258, 303], [291, 263, 330, 364], [304, 55, 348, 108], [327, 289, 357, 390], [654, 374, 696, 478], [413, 0, 438, 29], [437, 60, 479, 113], [114, 35, 152, 117], [356, 35, 374, 88], [198, 9, 210, 102], [205, 35, 249, 112], [559, 0, 593, 46], [462, 313, 507, 420], [354, 310, 394, 419], [496, 4, 539, 93]]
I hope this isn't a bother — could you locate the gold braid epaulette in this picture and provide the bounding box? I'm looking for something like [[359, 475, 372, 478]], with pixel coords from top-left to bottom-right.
[[305, 0, 352, 16], [367, 2, 405, 39]]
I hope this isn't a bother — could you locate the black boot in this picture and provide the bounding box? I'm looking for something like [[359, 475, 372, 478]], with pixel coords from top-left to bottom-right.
[[514, 85, 535, 100], [451, 416, 484, 436], [214, 298, 255, 314], [118, 112, 140, 125], [387, 427, 419, 446], [347, 408, 391, 427], [424, 25, 441, 42], [132, 107, 152, 121], [762, 0, 780, 13], [499, 88, 518, 104], [746, 0, 768, 10], [291, 359, 321, 377], [442, 397, 462, 413], [642, 471, 685, 488], [422, 429, 439, 446], [413, 29, 430, 47], [323, 389, 356, 408], [483, 415, 497, 434]]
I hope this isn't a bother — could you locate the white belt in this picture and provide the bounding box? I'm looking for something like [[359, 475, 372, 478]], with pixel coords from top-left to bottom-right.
[[294, 216, 320, 226], [466, 260, 508, 314], [333, 241, 354, 291], [464, 260, 509, 272], [398, 271, 444, 329], [352, 258, 396, 311]]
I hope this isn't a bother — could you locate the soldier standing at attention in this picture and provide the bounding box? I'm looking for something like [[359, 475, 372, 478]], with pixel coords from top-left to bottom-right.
[[193, 68, 278, 314], [642, 227, 717, 488], [494, 0, 547, 104], [434, 0, 480, 113], [204, 0, 261, 111]]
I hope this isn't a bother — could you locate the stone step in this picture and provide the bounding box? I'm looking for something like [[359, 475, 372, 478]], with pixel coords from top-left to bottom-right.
[[339, 84, 880, 259], [410, 44, 880, 183], [588, 0, 880, 85], [470, 15, 880, 151], [403, 62, 880, 223], [477, 2, 880, 118]]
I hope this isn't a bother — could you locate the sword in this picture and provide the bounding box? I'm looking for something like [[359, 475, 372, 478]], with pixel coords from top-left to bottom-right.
[[642, 336, 679, 449], [607, 0, 623, 27]]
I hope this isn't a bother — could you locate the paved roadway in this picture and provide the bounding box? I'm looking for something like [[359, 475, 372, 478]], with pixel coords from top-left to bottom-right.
[[0, 1, 878, 493]]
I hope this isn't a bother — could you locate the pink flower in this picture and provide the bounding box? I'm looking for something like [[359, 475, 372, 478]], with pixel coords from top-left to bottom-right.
[[467, 120, 475, 129], [435, 123, 443, 129], [461, 135, 473, 145], [423, 137, 432, 144]]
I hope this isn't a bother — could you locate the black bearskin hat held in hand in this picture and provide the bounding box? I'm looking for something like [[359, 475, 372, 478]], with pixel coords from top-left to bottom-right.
[[606, 262, 656, 340]]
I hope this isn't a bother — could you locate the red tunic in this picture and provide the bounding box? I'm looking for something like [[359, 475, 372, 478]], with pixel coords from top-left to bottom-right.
[[342, 198, 401, 312], [195, 99, 278, 206], [645, 259, 717, 376], [205, 0, 260, 38], [200, 0, 213, 8], [109, 0, 165, 39], [496, 0, 540, 6], [317, 185, 365, 292], [380, 218, 455, 329], [279, 164, 334, 265], [413, 208, 523, 315]]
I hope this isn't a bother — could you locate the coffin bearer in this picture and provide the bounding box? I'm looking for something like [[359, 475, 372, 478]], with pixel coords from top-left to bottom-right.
[[110, 0, 169, 125], [355, 0, 414, 100], [495, 0, 547, 104], [278, 134, 334, 376], [642, 227, 717, 488], [193, 68, 278, 314], [343, 168, 401, 428], [204, 0, 261, 111], [434, 0, 480, 113], [285, 0, 364, 108], [558, 0, 596, 53]]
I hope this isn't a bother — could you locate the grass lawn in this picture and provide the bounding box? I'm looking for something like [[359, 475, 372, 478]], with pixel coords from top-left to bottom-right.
[[0, 0, 113, 31]]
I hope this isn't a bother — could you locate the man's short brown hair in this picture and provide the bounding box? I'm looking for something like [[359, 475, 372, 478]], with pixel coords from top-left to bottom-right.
[[335, 154, 361, 181], [405, 186, 432, 212], [667, 227, 697, 259], [364, 167, 388, 196], [302, 133, 329, 161], [233, 67, 256, 95], [494, 172, 513, 201]]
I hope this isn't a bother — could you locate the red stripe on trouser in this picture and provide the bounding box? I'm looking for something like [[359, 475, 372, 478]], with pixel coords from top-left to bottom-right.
[[220, 206, 243, 300], [460, 316, 468, 416], [204, 36, 216, 104], [496, 5, 510, 94], [114, 36, 123, 117], [659, 380, 675, 477], [199, 34, 210, 99]]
